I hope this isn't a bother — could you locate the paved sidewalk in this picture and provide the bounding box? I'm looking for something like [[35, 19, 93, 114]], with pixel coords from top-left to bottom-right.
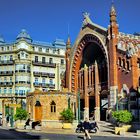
[[1, 121, 139, 138], [16, 127, 138, 138]]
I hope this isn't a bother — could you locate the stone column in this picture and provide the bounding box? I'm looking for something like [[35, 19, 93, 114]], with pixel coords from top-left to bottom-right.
[[84, 64, 89, 119], [94, 61, 100, 121]]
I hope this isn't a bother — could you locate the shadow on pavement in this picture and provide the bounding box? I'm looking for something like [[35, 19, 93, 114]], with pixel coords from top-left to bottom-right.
[[0, 128, 40, 139]]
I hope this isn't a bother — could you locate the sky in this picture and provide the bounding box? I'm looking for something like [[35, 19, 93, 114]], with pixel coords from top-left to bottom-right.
[[0, 0, 139, 44]]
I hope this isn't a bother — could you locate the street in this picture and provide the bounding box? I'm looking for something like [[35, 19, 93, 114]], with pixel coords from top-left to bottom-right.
[[0, 128, 139, 140]]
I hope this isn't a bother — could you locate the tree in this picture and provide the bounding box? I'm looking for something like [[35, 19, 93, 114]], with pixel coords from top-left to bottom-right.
[[60, 108, 74, 123], [14, 108, 28, 121]]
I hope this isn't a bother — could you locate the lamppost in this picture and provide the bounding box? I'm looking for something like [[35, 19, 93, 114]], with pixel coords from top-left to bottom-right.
[[116, 88, 119, 111], [78, 90, 81, 123]]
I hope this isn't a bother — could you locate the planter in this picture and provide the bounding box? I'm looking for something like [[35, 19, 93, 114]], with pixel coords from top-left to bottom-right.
[[115, 127, 125, 135], [62, 123, 72, 129], [16, 122, 25, 129], [122, 125, 131, 132], [35, 125, 41, 131]]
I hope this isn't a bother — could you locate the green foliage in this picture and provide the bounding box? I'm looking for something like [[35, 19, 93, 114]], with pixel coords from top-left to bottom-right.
[[14, 108, 28, 121], [112, 110, 132, 124], [60, 108, 74, 123]]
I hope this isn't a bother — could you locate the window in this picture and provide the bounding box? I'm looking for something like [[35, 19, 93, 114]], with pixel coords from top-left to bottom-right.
[[4, 77, 7, 82], [35, 56, 38, 62], [49, 58, 53, 64], [32, 46, 35, 51], [46, 48, 49, 53], [139, 77, 140, 87], [138, 59, 140, 68], [49, 79, 53, 84], [7, 46, 9, 51], [9, 88, 12, 94], [42, 57, 45, 63], [126, 61, 130, 71], [10, 77, 12, 82], [1, 47, 3, 51], [0, 88, 1, 94], [10, 55, 13, 61], [18, 54, 20, 59], [0, 56, 1, 61], [61, 59, 64, 65], [4, 88, 7, 94], [26, 54, 28, 58], [53, 49, 56, 54], [42, 78, 45, 83], [122, 59, 125, 69], [21, 51, 24, 57], [118, 57, 121, 67], [39, 48, 42, 52], [50, 101, 56, 113], [35, 77, 38, 84]]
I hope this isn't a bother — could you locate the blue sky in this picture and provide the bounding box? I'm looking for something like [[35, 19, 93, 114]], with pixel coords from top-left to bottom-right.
[[0, 0, 139, 44]]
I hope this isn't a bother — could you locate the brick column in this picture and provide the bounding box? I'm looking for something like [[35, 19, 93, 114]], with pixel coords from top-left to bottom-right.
[[84, 64, 89, 119], [94, 61, 100, 121]]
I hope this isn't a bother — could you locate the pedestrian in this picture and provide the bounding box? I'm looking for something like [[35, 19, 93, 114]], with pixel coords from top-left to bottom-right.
[[83, 117, 91, 140]]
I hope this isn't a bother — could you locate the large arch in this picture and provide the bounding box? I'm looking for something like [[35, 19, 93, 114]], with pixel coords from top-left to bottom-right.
[[70, 33, 109, 93], [69, 31, 109, 120]]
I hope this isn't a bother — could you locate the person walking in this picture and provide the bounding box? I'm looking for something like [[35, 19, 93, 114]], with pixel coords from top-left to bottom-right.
[[83, 117, 91, 140]]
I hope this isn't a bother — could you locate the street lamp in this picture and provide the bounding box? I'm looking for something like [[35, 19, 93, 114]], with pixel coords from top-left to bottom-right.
[[78, 89, 81, 123], [116, 88, 119, 111], [67, 93, 71, 109]]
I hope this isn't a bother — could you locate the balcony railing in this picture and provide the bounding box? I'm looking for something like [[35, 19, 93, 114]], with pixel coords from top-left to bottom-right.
[[33, 82, 42, 87], [15, 81, 31, 84], [41, 72, 49, 77], [0, 60, 14, 65], [0, 71, 13, 76], [33, 72, 41, 76], [33, 72, 55, 78], [48, 73, 55, 78], [0, 82, 13, 87], [15, 70, 31, 73], [32, 61, 56, 68], [33, 82, 55, 88]]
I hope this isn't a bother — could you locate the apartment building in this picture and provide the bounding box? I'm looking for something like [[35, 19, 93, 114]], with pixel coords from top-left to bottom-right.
[[0, 29, 66, 113]]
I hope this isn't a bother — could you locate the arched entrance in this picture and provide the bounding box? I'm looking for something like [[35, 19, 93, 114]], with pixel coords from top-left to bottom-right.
[[70, 34, 108, 121]]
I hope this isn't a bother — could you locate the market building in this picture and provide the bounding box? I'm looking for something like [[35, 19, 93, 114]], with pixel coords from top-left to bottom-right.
[[65, 5, 140, 121]]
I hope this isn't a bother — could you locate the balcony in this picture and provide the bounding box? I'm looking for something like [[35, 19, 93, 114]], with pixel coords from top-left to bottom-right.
[[33, 72, 41, 76], [0, 60, 14, 65], [0, 82, 13, 87], [0, 71, 13, 76], [15, 81, 31, 84], [48, 84, 55, 89], [48, 73, 55, 78], [41, 72, 49, 77], [33, 82, 41, 87], [15, 70, 31, 73], [32, 61, 56, 68], [41, 83, 48, 87]]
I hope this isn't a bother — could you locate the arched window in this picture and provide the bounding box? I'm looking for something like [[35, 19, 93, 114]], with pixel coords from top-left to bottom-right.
[[122, 59, 125, 69], [118, 57, 121, 67], [126, 61, 130, 71], [139, 77, 140, 87], [50, 101, 56, 113]]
